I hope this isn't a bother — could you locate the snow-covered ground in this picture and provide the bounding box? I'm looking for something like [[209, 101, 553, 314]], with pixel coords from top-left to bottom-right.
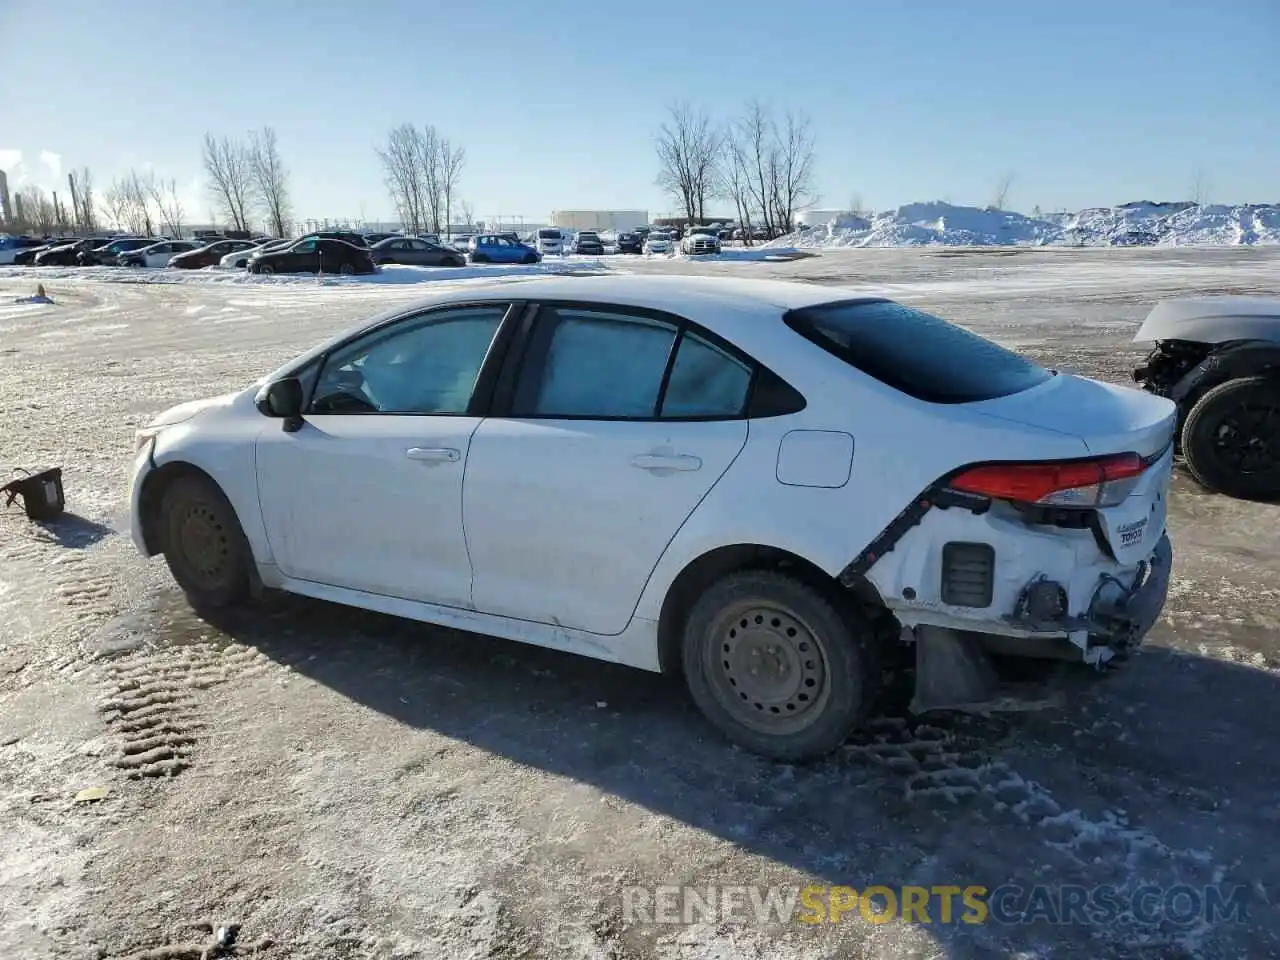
[[774, 201, 1280, 249], [1, 247, 1279, 960]]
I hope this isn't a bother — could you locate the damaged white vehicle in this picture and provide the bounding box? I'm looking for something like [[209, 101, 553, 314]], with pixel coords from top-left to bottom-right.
[[128, 276, 1175, 761], [1133, 296, 1280, 500]]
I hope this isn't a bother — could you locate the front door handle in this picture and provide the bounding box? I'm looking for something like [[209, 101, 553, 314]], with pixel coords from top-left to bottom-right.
[[630, 453, 702, 473], [406, 447, 461, 463]]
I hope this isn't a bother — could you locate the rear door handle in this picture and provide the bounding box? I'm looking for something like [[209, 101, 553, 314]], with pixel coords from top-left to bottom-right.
[[406, 447, 460, 463], [630, 453, 702, 473]]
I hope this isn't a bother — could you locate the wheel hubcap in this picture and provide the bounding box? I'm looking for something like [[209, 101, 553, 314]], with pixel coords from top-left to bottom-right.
[[178, 503, 229, 585], [705, 603, 829, 733], [1212, 402, 1280, 473]]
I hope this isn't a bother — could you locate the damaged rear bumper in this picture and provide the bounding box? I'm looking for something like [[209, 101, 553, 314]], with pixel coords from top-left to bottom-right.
[[906, 534, 1172, 713]]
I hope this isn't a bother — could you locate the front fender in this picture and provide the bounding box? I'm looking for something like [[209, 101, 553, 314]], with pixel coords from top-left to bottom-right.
[[1173, 340, 1280, 404], [148, 405, 273, 565]]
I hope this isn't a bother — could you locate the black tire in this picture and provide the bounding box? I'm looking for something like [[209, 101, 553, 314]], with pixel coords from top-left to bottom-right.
[[257, 264, 274, 275], [522, 254, 537, 264], [339, 261, 355, 275], [158, 474, 253, 609], [471, 253, 489, 264], [1181, 375, 1280, 500], [681, 570, 879, 761]]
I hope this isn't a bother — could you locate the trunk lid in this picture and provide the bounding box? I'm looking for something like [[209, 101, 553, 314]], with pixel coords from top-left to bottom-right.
[[967, 373, 1177, 565]]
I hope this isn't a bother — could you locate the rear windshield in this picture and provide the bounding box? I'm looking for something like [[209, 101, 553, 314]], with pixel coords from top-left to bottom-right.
[[537, 229, 560, 239], [784, 299, 1052, 404]]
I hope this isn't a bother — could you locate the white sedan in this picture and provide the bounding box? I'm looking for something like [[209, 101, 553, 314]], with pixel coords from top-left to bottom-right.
[[119, 240, 201, 268], [128, 276, 1175, 760], [219, 239, 283, 269]]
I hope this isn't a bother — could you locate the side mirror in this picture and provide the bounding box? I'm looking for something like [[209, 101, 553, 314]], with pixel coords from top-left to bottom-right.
[[256, 377, 305, 432]]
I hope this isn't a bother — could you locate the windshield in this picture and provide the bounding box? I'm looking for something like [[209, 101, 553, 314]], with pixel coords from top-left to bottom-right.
[[537, 229, 561, 239], [784, 299, 1053, 404]]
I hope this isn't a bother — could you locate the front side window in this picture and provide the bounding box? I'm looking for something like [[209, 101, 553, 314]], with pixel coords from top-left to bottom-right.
[[293, 239, 318, 253], [309, 305, 507, 415]]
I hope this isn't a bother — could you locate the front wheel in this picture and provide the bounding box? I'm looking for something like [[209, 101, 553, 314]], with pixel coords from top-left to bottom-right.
[[157, 474, 253, 609], [1181, 375, 1280, 500], [522, 254, 537, 264], [339, 262, 356, 275], [681, 570, 878, 761], [256, 264, 274, 275]]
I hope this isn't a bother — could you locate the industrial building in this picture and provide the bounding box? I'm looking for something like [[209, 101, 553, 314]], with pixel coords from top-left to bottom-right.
[[549, 210, 648, 233]]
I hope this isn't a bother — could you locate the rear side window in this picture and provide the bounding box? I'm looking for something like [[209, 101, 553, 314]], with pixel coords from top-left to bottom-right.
[[784, 299, 1052, 404]]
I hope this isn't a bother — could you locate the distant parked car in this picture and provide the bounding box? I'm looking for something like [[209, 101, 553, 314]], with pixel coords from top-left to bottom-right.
[[119, 240, 202, 268], [615, 231, 643, 254], [370, 236, 466, 267], [363, 233, 398, 245], [13, 240, 70, 266], [171, 239, 262, 270], [220, 238, 284, 269], [534, 228, 567, 256], [248, 237, 377, 275], [0, 235, 57, 265], [681, 226, 722, 256], [572, 231, 605, 256], [448, 234, 474, 252], [643, 231, 674, 255], [468, 235, 541, 265], [306, 230, 370, 248], [81, 236, 160, 265], [35, 237, 121, 266]]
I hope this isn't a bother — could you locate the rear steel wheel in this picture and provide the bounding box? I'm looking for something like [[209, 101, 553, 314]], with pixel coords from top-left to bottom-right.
[[681, 570, 877, 761]]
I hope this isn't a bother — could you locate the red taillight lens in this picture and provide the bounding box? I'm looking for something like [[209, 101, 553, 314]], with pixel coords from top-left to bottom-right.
[[948, 453, 1147, 507]]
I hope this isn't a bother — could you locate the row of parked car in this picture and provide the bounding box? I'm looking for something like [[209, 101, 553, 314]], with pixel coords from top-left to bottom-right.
[[531, 225, 725, 257], [0, 222, 731, 278]]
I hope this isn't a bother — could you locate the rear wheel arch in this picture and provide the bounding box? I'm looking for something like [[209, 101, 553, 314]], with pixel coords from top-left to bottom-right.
[[655, 543, 890, 677], [1175, 342, 1280, 410]]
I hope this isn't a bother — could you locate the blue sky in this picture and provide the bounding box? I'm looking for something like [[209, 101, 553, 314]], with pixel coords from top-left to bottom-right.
[[2, 0, 1276, 223]]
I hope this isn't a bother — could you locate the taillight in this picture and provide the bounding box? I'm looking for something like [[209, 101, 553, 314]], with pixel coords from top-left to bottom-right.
[[947, 453, 1147, 508]]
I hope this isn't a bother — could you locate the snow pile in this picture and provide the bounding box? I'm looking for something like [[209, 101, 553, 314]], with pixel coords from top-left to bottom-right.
[[778, 202, 1059, 248], [770, 201, 1280, 249]]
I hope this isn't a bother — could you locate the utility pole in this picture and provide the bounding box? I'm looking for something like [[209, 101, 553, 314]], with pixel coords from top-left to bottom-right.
[[68, 173, 81, 232]]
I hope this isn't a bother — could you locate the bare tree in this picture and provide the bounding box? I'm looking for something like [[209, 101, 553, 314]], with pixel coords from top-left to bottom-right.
[[740, 100, 776, 237], [15, 184, 60, 233], [718, 124, 755, 245], [147, 176, 186, 238], [848, 193, 863, 216], [439, 137, 466, 238], [457, 199, 474, 232], [248, 127, 291, 237], [768, 109, 816, 233], [1189, 168, 1208, 205], [377, 124, 427, 233], [202, 133, 256, 231], [68, 167, 98, 233], [992, 172, 1016, 210], [655, 101, 720, 224]]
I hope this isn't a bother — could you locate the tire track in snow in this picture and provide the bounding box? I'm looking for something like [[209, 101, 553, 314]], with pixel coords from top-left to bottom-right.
[[845, 713, 1230, 953], [100, 642, 273, 779]]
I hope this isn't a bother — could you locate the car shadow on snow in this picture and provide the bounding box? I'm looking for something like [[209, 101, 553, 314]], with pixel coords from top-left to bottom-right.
[[185, 591, 1279, 959]]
